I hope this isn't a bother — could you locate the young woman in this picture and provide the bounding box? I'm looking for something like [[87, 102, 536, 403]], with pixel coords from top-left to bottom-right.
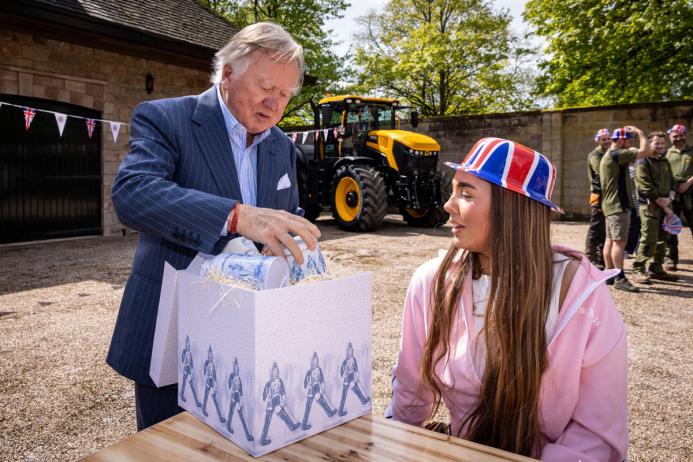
[[389, 138, 628, 461]]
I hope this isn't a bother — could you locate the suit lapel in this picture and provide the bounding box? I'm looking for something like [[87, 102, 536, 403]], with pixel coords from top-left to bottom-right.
[[192, 86, 242, 200], [256, 132, 278, 208]]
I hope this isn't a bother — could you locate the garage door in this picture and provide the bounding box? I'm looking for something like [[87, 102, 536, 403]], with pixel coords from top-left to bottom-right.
[[0, 95, 102, 244]]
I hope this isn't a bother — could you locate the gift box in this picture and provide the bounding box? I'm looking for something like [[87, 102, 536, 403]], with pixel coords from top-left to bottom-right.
[[151, 254, 372, 457]]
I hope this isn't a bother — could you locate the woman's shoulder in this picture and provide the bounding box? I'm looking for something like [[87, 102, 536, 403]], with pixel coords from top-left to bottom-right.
[[411, 248, 463, 283], [410, 254, 446, 286]]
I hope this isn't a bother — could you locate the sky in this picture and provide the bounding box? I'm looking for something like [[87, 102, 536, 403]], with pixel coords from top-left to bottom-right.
[[324, 0, 532, 58]]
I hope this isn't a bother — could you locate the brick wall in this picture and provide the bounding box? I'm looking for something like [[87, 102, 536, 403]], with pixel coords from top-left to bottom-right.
[[405, 101, 693, 217], [0, 29, 213, 235]]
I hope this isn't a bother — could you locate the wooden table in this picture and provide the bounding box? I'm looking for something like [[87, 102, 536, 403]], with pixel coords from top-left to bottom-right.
[[80, 412, 537, 461]]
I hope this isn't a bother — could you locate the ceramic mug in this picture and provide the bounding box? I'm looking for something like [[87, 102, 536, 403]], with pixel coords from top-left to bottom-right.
[[201, 253, 290, 290], [282, 236, 327, 283]]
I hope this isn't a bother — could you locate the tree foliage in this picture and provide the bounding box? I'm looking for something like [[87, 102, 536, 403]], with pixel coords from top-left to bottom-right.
[[351, 0, 536, 116], [524, 0, 693, 107], [201, 0, 350, 124]]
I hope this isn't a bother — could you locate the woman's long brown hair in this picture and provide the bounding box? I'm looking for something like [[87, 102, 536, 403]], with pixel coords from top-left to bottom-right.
[[420, 184, 553, 457]]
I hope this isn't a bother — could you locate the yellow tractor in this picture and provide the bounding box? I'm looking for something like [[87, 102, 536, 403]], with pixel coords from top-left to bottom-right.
[[294, 95, 450, 231]]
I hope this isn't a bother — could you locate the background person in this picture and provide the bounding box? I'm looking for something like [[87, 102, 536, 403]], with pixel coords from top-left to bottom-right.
[[390, 138, 627, 461], [665, 124, 693, 271], [107, 22, 320, 431], [632, 132, 678, 283], [599, 126, 650, 292], [585, 128, 611, 269]]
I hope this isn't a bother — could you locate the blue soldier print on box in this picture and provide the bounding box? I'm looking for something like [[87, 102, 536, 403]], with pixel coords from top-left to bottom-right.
[[259, 362, 300, 446], [226, 358, 254, 441], [180, 335, 202, 407], [202, 346, 226, 423], [338, 342, 370, 416], [301, 352, 337, 430]]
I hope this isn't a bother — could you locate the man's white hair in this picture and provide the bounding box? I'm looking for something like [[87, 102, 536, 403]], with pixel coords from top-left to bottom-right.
[[212, 22, 304, 95]]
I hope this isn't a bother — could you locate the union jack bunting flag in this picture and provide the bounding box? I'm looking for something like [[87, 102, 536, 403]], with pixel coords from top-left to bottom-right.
[[86, 118, 96, 138], [667, 124, 687, 135], [23, 107, 36, 130], [594, 128, 610, 141], [662, 214, 682, 235], [445, 137, 562, 213]]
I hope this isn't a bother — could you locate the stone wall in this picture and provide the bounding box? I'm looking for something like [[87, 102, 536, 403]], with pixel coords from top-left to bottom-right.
[[405, 101, 693, 217], [0, 29, 212, 235]]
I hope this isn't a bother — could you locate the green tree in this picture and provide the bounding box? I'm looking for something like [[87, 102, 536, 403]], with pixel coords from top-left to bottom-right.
[[202, 0, 350, 124], [524, 0, 693, 107], [351, 0, 535, 116]]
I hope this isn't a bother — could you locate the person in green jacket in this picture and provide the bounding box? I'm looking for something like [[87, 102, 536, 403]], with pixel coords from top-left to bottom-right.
[[632, 132, 678, 283], [664, 124, 693, 271], [600, 126, 650, 292], [585, 128, 612, 269]]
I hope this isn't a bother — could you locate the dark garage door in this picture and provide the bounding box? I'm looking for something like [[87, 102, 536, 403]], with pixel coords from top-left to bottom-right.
[[0, 95, 102, 244]]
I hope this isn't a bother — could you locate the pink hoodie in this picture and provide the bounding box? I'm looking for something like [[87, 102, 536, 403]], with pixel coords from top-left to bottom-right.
[[391, 245, 628, 461]]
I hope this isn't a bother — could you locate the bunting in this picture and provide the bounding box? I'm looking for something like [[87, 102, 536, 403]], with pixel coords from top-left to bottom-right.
[[0, 100, 129, 143], [86, 118, 96, 139], [110, 122, 121, 143], [283, 126, 343, 145], [23, 108, 36, 130], [54, 112, 67, 136], [3, 99, 356, 146]]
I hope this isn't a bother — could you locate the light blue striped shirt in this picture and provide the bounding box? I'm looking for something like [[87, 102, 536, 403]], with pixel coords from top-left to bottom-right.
[[216, 85, 271, 207]]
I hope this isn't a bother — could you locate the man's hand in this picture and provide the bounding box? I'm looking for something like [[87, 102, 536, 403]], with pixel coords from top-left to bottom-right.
[[234, 204, 321, 264], [624, 125, 651, 159], [655, 197, 672, 208], [676, 177, 693, 194]]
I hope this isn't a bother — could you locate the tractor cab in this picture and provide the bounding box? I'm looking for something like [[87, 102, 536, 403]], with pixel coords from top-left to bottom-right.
[[294, 95, 451, 232], [317, 95, 400, 157]]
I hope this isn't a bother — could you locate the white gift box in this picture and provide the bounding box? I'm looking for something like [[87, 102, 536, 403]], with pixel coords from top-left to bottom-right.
[[150, 254, 372, 457]]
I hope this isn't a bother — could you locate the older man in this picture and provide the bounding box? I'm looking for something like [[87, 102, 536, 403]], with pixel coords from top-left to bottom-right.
[[107, 22, 320, 430], [585, 128, 611, 269], [665, 124, 693, 271], [600, 126, 650, 292]]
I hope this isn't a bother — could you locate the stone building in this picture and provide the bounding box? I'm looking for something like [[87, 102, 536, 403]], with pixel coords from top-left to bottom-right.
[[0, 0, 235, 243]]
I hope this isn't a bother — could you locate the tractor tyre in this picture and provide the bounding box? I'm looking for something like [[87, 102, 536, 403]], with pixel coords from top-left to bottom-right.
[[296, 162, 322, 222], [330, 164, 387, 232], [401, 169, 453, 228]]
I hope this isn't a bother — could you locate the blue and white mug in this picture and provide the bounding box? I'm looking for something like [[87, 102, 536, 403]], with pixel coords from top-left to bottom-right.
[[282, 236, 327, 283], [201, 253, 290, 290]]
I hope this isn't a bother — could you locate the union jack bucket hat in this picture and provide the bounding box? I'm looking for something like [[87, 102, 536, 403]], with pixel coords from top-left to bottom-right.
[[667, 124, 687, 135], [594, 128, 611, 141], [445, 137, 563, 213], [611, 128, 633, 140]]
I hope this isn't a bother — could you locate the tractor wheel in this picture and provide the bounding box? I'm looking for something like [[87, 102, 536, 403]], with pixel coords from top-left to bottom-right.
[[297, 162, 322, 222], [401, 169, 453, 228], [330, 164, 387, 232]]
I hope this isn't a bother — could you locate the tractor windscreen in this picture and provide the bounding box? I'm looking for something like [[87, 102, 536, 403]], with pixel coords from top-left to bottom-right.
[[346, 104, 395, 132]]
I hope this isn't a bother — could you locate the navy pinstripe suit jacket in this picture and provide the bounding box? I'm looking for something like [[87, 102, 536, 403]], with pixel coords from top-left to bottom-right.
[[107, 86, 302, 386]]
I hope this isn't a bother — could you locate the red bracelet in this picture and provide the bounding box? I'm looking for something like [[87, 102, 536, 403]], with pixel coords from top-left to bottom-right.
[[227, 202, 240, 234]]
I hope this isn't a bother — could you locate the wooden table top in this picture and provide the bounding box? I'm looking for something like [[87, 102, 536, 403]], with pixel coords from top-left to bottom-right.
[[80, 412, 538, 462]]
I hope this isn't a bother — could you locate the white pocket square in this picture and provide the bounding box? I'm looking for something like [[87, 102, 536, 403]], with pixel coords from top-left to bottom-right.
[[277, 173, 291, 190]]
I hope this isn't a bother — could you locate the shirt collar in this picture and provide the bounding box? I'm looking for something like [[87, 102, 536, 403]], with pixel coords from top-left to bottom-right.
[[216, 84, 271, 147]]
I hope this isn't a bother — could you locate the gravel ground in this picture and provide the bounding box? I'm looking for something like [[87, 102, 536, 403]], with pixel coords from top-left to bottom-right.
[[0, 216, 691, 461]]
